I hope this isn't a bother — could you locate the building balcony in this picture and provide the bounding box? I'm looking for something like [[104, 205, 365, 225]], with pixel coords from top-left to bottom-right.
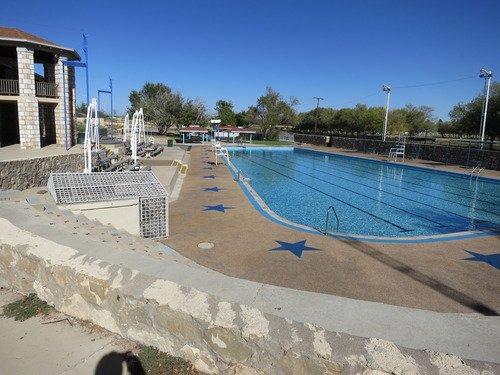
[[35, 81, 58, 98], [0, 79, 19, 95], [0, 79, 58, 98]]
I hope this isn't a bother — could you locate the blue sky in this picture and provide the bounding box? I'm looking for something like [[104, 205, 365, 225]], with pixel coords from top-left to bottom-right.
[[2, 0, 499, 119]]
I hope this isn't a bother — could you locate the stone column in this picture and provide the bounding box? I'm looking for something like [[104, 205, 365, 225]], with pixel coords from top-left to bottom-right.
[[16, 47, 40, 149], [54, 57, 74, 147], [68, 66, 77, 145]]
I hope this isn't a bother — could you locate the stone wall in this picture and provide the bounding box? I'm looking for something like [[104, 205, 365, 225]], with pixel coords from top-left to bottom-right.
[[16, 47, 40, 149], [0, 214, 496, 374], [294, 133, 329, 146], [0, 153, 83, 190]]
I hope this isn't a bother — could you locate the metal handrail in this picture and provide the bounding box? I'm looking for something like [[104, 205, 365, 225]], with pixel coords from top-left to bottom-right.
[[0, 79, 19, 95], [324, 205, 339, 235], [469, 164, 485, 180], [236, 169, 251, 183]]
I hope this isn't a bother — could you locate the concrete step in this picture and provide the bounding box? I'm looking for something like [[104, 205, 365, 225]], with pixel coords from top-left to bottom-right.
[[0, 189, 23, 202], [20, 197, 194, 265]]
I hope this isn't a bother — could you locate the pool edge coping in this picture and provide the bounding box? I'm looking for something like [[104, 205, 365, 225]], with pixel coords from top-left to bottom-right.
[[224, 149, 499, 244]]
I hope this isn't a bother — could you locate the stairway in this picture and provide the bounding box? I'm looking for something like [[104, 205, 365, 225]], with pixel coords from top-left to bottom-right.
[[0, 188, 195, 267]]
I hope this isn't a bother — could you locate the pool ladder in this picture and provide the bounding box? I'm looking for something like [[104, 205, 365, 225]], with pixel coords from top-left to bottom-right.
[[469, 164, 484, 180], [236, 169, 251, 183], [323, 205, 340, 235]]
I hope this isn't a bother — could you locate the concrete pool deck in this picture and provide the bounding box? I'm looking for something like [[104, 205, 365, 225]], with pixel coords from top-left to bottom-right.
[[164, 145, 500, 315], [1, 145, 499, 368], [297, 143, 500, 180]]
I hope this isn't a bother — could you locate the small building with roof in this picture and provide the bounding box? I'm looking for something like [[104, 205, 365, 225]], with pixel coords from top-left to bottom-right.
[[178, 126, 209, 143], [216, 126, 257, 142], [0, 27, 80, 149]]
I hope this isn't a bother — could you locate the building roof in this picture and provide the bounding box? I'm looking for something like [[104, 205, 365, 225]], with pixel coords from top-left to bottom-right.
[[0, 27, 80, 60], [219, 126, 257, 134], [179, 126, 209, 133]]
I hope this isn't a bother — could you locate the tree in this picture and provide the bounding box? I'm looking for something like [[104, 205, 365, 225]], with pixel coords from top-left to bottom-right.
[[128, 82, 206, 134], [235, 110, 251, 127], [298, 108, 336, 132], [361, 106, 385, 135], [436, 119, 455, 138], [334, 108, 356, 135], [180, 99, 207, 126], [253, 87, 298, 140], [76, 102, 88, 117], [387, 109, 408, 135], [215, 100, 236, 125], [402, 104, 435, 136], [449, 82, 499, 142]]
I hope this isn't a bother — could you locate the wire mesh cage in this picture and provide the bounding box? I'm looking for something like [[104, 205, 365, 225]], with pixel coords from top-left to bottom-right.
[[139, 196, 168, 238], [47, 171, 167, 204], [47, 171, 169, 238]]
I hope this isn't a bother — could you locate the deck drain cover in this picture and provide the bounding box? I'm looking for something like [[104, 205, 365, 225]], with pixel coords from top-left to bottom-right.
[[198, 242, 214, 250]]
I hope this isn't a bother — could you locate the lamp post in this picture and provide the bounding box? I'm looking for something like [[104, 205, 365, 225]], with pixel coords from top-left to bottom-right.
[[97, 78, 113, 139], [109, 78, 114, 139], [382, 85, 391, 142], [313, 96, 324, 133], [479, 68, 493, 148], [83, 34, 90, 105]]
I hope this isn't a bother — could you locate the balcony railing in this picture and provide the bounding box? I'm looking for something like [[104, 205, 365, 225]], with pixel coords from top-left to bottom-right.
[[0, 80, 59, 98], [35, 81, 58, 98], [0, 79, 19, 95]]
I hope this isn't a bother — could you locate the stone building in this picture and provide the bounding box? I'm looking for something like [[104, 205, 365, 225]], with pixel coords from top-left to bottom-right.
[[0, 27, 80, 149]]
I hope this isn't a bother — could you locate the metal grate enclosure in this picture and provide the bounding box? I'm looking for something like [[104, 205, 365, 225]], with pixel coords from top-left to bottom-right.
[[139, 196, 169, 238], [47, 171, 168, 238], [47, 171, 167, 204]]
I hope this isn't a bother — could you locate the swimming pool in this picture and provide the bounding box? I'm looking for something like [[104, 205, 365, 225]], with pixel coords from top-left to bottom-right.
[[227, 147, 500, 239]]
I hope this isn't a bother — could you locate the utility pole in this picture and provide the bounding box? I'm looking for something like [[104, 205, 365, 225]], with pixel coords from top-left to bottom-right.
[[382, 85, 391, 142], [479, 68, 493, 148], [313, 96, 324, 133]]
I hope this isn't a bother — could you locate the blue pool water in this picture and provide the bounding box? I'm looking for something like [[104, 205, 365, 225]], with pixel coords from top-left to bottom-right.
[[227, 147, 500, 238]]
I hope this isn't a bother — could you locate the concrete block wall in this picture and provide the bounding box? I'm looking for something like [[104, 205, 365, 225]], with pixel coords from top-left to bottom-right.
[[16, 47, 40, 149]]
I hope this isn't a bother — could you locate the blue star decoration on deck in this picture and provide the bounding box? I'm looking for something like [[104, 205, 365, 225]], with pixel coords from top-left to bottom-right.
[[203, 204, 234, 212], [270, 240, 319, 258], [203, 175, 216, 179], [203, 187, 223, 192], [463, 251, 500, 270]]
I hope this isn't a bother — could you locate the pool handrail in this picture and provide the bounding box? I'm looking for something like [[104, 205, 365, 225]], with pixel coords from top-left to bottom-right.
[[324, 205, 340, 235]]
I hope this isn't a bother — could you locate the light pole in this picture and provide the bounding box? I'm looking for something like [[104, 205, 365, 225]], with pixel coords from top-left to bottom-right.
[[479, 68, 493, 148], [382, 85, 391, 142], [83, 34, 90, 105], [313, 96, 324, 133], [109, 78, 114, 139]]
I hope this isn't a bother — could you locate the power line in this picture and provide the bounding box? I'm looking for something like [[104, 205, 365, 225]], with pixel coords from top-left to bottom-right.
[[393, 75, 475, 89], [333, 74, 476, 108]]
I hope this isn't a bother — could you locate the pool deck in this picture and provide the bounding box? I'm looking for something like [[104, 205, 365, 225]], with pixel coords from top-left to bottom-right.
[[164, 145, 500, 315], [298, 144, 500, 180]]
